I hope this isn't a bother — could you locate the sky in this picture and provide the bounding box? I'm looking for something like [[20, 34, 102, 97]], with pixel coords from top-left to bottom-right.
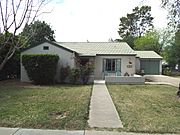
[[38, 0, 168, 42]]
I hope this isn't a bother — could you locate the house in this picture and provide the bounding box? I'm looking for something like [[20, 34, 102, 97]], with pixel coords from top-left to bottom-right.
[[21, 41, 162, 82]]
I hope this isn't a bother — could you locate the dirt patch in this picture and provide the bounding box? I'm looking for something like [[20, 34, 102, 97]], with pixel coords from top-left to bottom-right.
[[49, 111, 68, 120]]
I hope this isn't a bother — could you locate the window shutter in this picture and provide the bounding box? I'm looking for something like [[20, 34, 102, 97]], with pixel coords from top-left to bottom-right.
[[117, 59, 121, 72], [103, 59, 106, 72]]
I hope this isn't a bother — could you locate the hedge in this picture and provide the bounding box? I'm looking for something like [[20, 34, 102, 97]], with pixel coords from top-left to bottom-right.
[[22, 54, 59, 85]]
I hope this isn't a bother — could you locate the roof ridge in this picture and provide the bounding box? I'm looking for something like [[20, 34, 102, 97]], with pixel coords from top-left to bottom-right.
[[57, 42, 126, 43]]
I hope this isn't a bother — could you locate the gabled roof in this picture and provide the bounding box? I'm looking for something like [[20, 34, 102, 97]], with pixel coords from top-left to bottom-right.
[[135, 51, 162, 59], [57, 42, 136, 56], [21, 40, 74, 53]]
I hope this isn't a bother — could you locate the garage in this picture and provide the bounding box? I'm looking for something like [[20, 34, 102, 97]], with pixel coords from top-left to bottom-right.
[[135, 51, 162, 75], [140, 59, 160, 75]]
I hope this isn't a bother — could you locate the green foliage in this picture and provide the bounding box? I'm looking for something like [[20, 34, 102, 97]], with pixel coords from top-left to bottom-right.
[[0, 32, 23, 75], [163, 67, 172, 75], [118, 6, 154, 47], [22, 54, 59, 85], [0, 32, 21, 61], [68, 68, 81, 84], [116, 36, 135, 48], [59, 66, 70, 83], [0, 51, 20, 80], [163, 44, 177, 68], [163, 28, 180, 69], [63, 59, 94, 84], [134, 30, 163, 54], [21, 20, 55, 46], [80, 62, 94, 84]]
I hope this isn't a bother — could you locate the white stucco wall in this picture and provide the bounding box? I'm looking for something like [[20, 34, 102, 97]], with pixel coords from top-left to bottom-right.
[[105, 76, 145, 84], [94, 55, 136, 79], [21, 42, 75, 82], [135, 58, 140, 72]]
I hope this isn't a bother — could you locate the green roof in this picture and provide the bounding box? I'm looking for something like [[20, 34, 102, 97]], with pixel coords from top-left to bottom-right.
[[135, 51, 162, 59], [57, 42, 136, 56]]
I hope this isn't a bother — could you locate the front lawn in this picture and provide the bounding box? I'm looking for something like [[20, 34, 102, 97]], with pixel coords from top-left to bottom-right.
[[0, 80, 92, 130], [107, 84, 180, 133]]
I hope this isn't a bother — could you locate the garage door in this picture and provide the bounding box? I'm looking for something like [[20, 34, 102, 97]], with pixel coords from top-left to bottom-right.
[[140, 59, 160, 75]]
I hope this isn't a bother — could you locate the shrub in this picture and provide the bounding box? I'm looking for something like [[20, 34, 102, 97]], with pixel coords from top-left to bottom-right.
[[0, 51, 20, 80], [163, 67, 172, 76], [59, 66, 70, 83], [22, 54, 59, 85], [68, 68, 81, 84], [80, 62, 94, 84]]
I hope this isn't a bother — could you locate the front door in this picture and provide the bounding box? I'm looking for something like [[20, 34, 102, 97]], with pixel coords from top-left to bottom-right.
[[103, 59, 121, 78]]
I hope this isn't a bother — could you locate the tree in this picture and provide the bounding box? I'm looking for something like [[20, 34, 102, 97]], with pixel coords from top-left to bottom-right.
[[161, 0, 180, 31], [134, 29, 165, 55], [21, 20, 55, 46], [118, 6, 154, 48], [163, 44, 176, 68], [174, 27, 180, 70], [0, 0, 48, 71], [163, 26, 180, 70], [0, 32, 21, 79]]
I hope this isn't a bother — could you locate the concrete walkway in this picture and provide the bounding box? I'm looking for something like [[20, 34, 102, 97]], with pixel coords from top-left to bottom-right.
[[88, 80, 123, 128]]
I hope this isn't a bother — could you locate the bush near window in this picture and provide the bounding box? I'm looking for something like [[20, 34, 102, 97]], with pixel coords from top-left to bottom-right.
[[80, 62, 94, 84], [59, 66, 70, 83], [22, 54, 59, 85], [68, 61, 94, 84], [68, 68, 81, 84]]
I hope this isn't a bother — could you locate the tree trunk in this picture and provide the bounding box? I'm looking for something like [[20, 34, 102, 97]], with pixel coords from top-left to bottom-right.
[[0, 46, 15, 71]]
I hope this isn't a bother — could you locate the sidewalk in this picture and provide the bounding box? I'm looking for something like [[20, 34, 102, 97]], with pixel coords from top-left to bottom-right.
[[0, 127, 84, 135], [0, 127, 179, 135], [88, 80, 123, 128]]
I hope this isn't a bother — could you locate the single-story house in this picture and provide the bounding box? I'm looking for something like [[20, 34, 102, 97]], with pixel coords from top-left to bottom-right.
[[21, 41, 162, 82]]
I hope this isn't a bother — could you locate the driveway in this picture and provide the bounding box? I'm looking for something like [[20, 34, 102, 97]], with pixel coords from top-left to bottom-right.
[[145, 75, 180, 87]]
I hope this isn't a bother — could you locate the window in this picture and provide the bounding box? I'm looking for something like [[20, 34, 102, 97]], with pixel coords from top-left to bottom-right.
[[43, 46, 49, 50], [105, 59, 115, 71]]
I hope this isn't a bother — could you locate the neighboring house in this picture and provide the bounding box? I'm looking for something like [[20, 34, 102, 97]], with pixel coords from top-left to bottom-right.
[[21, 41, 162, 82]]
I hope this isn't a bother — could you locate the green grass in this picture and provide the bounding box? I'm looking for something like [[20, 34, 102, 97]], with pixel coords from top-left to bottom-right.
[[0, 81, 92, 130], [107, 84, 180, 133]]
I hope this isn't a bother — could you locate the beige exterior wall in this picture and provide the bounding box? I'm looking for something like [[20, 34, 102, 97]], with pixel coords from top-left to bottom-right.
[[21, 42, 75, 82], [94, 55, 136, 79]]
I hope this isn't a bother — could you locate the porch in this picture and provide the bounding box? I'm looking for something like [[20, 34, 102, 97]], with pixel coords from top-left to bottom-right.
[[105, 74, 145, 84]]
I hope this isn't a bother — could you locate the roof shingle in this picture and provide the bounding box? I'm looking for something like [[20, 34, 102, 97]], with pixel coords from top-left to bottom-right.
[[57, 42, 136, 56], [135, 51, 162, 59]]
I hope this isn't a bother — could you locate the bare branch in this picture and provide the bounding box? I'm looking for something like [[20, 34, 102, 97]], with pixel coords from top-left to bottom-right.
[[0, 2, 5, 30], [0, 0, 50, 71], [17, 0, 31, 29], [5, 0, 8, 29], [30, 0, 45, 23]]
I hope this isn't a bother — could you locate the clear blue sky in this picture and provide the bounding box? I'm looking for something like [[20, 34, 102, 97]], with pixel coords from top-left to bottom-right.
[[39, 0, 168, 42]]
